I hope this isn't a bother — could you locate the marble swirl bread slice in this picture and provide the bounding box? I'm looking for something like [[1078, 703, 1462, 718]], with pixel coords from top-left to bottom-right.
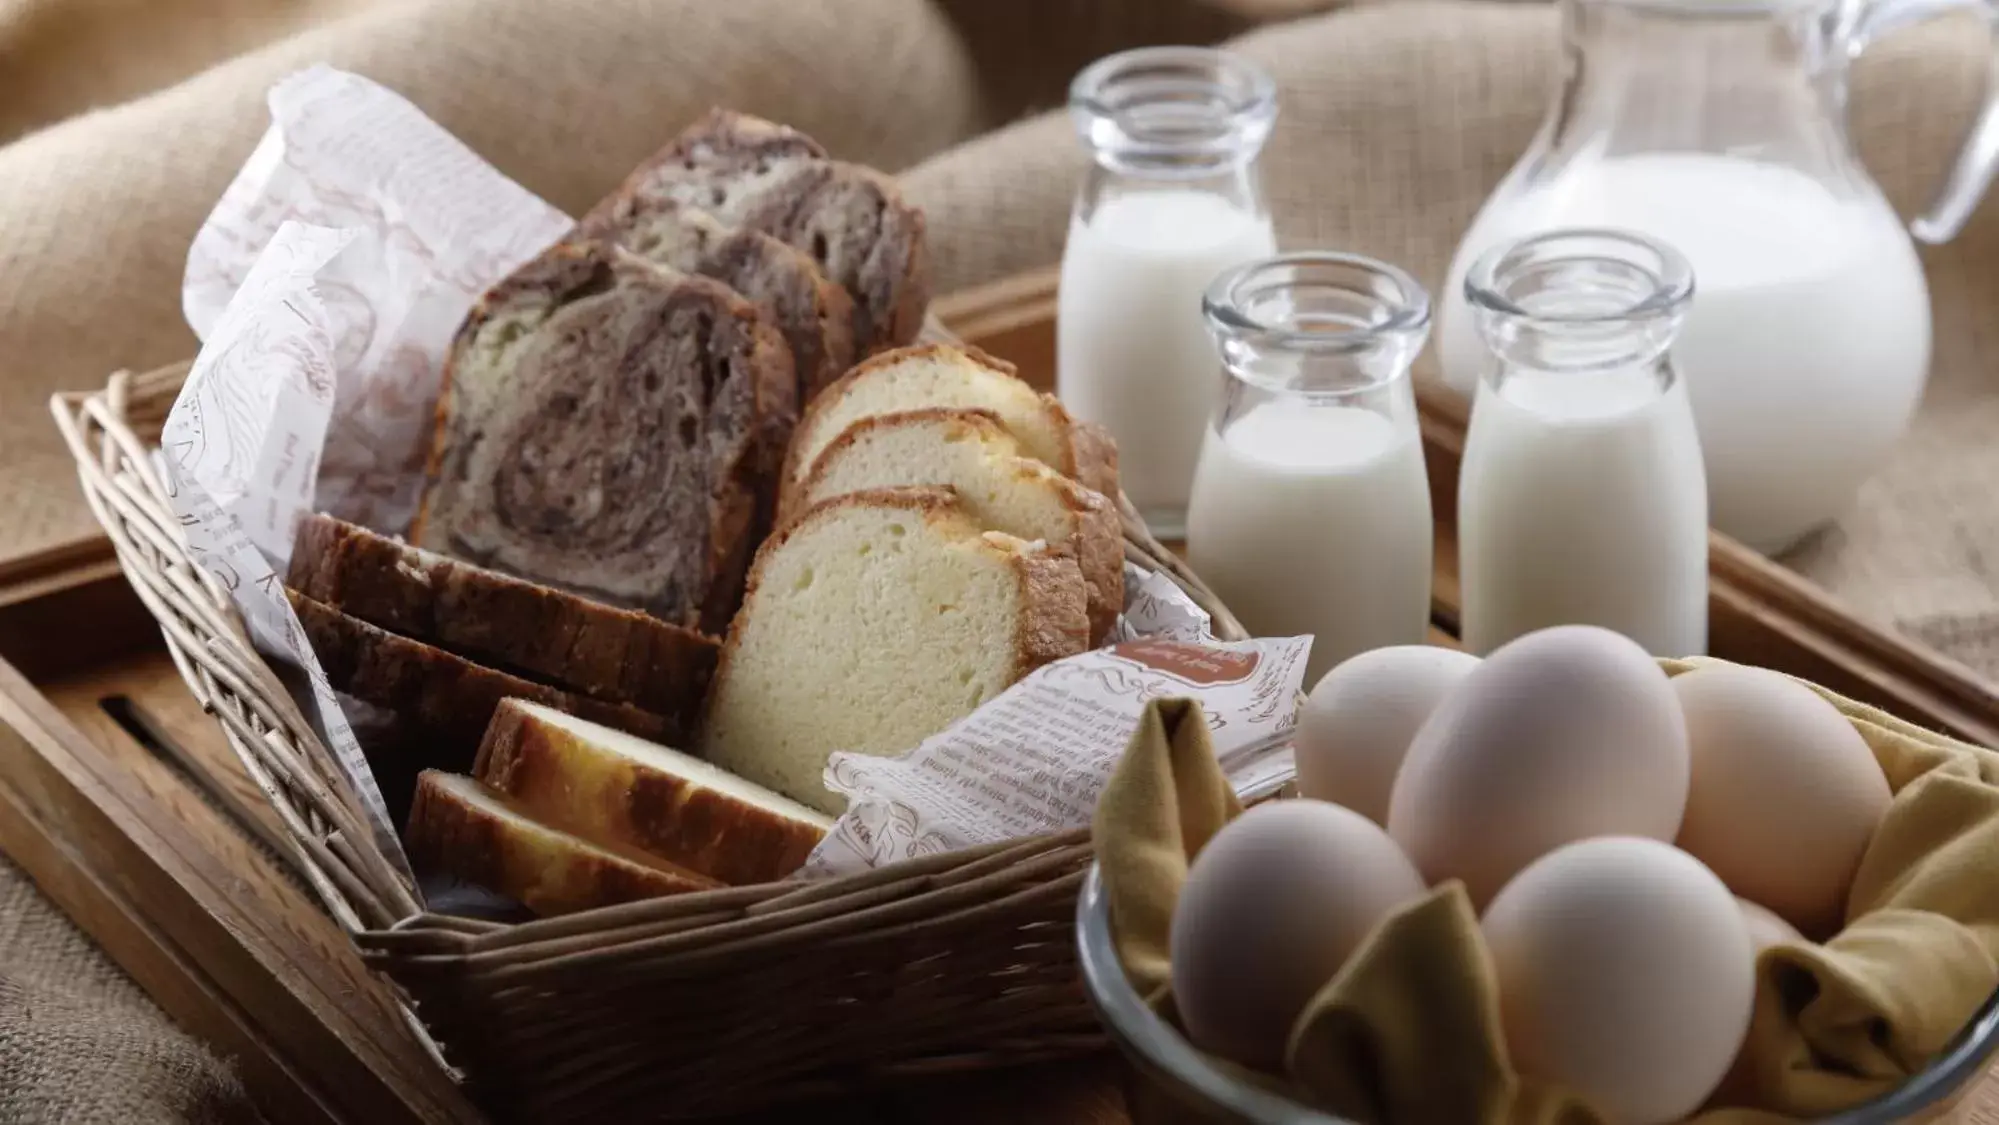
[[582, 198, 856, 405], [288, 513, 717, 726], [411, 239, 796, 636], [579, 109, 928, 354]]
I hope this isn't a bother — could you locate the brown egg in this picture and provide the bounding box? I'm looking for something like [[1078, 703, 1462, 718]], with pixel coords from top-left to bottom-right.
[[1387, 625, 1690, 907], [1170, 800, 1425, 1072], [1673, 666, 1890, 938], [1294, 645, 1483, 825]]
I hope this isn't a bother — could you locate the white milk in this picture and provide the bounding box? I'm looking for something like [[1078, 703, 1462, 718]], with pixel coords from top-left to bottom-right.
[[1059, 190, 1278, 531], [1458, 368, 1709, 657], [1439, 153, 1931, 553], [1186, 401, 1433, 683]]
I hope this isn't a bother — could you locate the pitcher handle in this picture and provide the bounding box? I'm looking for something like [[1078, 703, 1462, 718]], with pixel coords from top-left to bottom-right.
[[1845, 0, 1999, 243]]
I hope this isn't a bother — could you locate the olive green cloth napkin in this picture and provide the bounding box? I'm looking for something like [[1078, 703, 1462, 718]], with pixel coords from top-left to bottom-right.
[[1093, 660, 1999, 1124]]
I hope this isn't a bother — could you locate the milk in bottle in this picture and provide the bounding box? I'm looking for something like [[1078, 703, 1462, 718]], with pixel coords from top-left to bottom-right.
[[1457, 230, 1708, 658], [1186, 253, 1435, 684], [1058, 47, 1278, 538]]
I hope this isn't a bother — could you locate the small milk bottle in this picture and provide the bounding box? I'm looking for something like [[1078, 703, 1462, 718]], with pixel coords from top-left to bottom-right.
[[1458, 229, 1708, 658], [1058, 47, 1279, 538], [1186, 253, 1435, 684]]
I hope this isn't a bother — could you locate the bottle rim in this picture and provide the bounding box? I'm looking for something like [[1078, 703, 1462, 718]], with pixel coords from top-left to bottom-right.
[[1203, 251, 1433, 361], [1573, 0, 1826, 17], [1069, 47, 1278, 168], [1464, 227, 1694, 328]]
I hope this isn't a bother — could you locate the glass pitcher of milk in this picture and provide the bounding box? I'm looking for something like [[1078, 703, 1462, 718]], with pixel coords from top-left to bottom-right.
[[1186, 253, 1435, 684], [1459, 229, 1709, 658], [1437, 0, 1999, 554], [1059, 47, 1279, 539]]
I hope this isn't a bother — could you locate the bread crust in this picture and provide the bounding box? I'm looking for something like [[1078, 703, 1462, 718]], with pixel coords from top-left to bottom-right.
[[474, 700, 826, 886], [981, 530, 1093, 682], [793, 408, 1123, 643], [1059, 416, 1122, 509], [406, 772, 717, 918], [288, 514, 717, 725], [668, 107, 826, 156], [784, 405, 1005, 525], [868, 171, 930, 350], [410, 239, 796, 635], [287, 589, 676, 770]]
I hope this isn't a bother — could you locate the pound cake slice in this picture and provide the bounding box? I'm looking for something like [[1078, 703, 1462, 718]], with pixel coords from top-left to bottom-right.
[[411, 240, 795, 636], [407, 772, 719, 918], [288, 589, 675, 769], [579, 109, 928, 352], [796, 409, 1124, 644], [476, 699, 829, 885], [583, 198, 856, 404], [699, 487, 1090, 814], [289, 514, 716, 727], [782, 343, 1120, 507]]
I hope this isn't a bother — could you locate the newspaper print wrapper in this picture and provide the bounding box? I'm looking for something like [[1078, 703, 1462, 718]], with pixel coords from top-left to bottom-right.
[[807, 563, 1312, 877], [162, 66, 572, 877], [184, 64, 572, 543]]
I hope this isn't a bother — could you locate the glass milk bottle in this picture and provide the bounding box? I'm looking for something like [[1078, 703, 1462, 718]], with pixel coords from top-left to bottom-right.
[[1459, 230, 1708, 658], [1059, 47, 1279, 538], [1187, 253, 1435, 685], [1437, 0, 1999, 555]]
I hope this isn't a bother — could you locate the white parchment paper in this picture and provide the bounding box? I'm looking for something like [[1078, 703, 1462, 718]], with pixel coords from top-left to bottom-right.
[[806, 563, 1312, 877], [164, 66, 571, 873], [185, 64, 572, 541]]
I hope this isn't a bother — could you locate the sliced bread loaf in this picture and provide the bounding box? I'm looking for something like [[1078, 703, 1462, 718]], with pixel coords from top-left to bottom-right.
[[587, 199, 856, 405], [476, 698, 829, 885], [287, 589, 675, 769], [579, 109, 928, 352], [410, 239, 796, 635], [289, 514, 716, 727], [783, 343, 1120, 507], [407, 772, 719, 917], [795, 409, 1124, 644], [698, 487, 1090, 814]]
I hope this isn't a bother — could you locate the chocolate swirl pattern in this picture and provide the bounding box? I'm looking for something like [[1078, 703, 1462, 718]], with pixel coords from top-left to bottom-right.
[[582, 109, 929, 354], [413, 240, 796, 635], [579, 198, 857, 406]]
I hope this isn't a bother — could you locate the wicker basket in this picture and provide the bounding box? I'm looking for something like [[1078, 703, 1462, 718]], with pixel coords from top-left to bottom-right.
[[50, 360, 1250, 1122]]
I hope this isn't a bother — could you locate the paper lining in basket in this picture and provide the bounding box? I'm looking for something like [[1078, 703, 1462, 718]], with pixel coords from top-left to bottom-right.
[[163, 66, 570, 871], [163, 64, 1313, 894], [809, 564, 1312, 877]]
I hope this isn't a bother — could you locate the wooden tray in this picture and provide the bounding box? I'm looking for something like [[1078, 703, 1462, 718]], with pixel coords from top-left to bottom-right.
[[0, 266, 1994, 1124]]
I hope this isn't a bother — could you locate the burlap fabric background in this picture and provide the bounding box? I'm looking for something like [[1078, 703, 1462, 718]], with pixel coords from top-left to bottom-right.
[[0, 857, 261, 1123], [0, 0, 1991, 1119]]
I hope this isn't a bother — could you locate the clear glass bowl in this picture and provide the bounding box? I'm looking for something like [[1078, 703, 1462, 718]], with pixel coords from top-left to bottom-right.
[[1074, 862, 1999, 1124]]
